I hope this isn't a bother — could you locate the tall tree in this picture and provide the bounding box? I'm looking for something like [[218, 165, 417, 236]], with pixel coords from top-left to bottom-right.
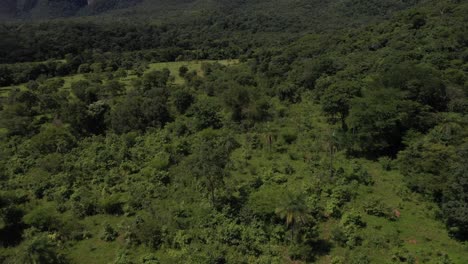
[[276, 193, 309, 242]]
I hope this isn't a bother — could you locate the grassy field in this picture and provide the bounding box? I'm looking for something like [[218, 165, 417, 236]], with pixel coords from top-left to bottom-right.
[[146, 59, 239, 84], [0, 59, 239, 98]]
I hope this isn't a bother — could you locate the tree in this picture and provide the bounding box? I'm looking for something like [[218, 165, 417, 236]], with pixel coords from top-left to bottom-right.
[[442, 165, 468, 240], [60, 100, 94, 136], [188, 96, 223, 131], [0, 66, 13, 86], [18, 234, 67, 264], [223, 85, 251, 122], [103, 80, 125, 97], [321, 80, 361, 130], [70, 80, 99, 104], [346, 88, 417, 155], [381, 63, 447, 111], [142, 70, 170, 91], [324, 129, 339, 179], [0, 90, 38, 136], [29, 124, 76, 154], [172, 89, 194, 114], [275, 193, 309, 243], [179, 65, 189, 77], [110, 90, 170, 134], [191, 131, 238, 206], [299, 57, 340, 90], [23, 204, 61, 232]]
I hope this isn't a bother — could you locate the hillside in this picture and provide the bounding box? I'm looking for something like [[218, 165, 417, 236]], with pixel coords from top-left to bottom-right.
[[0, 0, 467, 263], [0, 0, 421, 20]]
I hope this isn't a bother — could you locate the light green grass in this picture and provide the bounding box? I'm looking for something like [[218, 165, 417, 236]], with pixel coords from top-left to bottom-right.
[[0, 60, 239, 98], [147, 59, 239, 85], [66, 215, 125, 264], [320, 161, 468, 263], [0, 74, 85, 98]]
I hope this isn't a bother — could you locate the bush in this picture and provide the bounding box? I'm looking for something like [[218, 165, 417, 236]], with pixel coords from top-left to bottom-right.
[[379, 156, 393, 171], [126, 217, 165, 250], [363, 199, 394, 220], [281, 130, 297, 144], [100, 196, 124, 216], [179, 65, 189, 77], [17, 233, 68, 264], [344, 164, 373, 186], [70, 188, 98, 218], [172, 89, 194, 114], [23, 204, 61, 232], [332, 211, 366, 248], [101, 223, 119, 242]]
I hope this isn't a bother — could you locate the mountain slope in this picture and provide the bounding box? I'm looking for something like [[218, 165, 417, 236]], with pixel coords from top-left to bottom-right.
[[0, 0, 422, 20]]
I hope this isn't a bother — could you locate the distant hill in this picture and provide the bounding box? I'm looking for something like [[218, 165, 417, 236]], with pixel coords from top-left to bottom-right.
[[0, 0, 421, 20], [0, 0, 141, 19], [0, 0, 18, 19]]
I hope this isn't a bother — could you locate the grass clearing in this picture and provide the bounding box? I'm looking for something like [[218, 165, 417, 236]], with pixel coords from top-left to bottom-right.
[[147, 59, 239, 84], [0, 60, 239, 98], [67, 215, 125, 264]]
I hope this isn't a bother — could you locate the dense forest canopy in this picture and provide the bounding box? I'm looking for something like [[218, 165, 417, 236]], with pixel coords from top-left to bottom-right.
[[0, 0, 467, 263]]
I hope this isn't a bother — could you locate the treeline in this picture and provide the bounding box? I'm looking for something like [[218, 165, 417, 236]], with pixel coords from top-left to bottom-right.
[[0, 47, 191, 87], [0, 0, 424, 64]]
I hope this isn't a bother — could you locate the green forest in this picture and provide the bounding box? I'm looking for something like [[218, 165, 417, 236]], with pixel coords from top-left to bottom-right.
[[0, 0, 467, 263]]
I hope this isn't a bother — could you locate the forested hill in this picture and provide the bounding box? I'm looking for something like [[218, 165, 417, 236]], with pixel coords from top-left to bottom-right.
[[1, 0, 468, 263], [0, 0, 421, 20], [0, 0, 423, 64]]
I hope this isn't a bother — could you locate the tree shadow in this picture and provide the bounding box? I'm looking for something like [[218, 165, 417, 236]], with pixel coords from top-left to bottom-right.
[[314, 239, 333, 257], [0, 223, 26, 247]]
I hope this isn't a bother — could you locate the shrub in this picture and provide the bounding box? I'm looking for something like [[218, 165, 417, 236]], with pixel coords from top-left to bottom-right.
[[379, 156, 393, 171], [23, 204, 61, 232], [100, 196, 124, 216], [363, 199, 394, 220], [101, 223, 119, 242]]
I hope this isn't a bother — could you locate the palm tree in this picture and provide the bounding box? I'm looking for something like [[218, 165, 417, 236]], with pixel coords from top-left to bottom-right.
[[275, 193, 309, 243]]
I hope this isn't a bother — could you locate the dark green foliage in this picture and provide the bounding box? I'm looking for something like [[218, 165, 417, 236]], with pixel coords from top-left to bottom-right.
[[23, 204, 62, 232], [29, 125, 76, 155], [442, 167, 468, 240], [399, 117, 468, 239], [363, 199, 394, 220], [321, 80, 361, 130], [190, 130, 239, 206], [61, 100, 108, 136], [382, 63, 448, 111], [100, 195, 124, 215], [103, 80, 125, 97], [188, 96, 223, 131], [127, 217, 164, 250], [70, 188, 98, 218], [101, 223, 119, 242], [71, 80, 99, 104], [110, 89, 171, 134], [141, 70, 170, 91], [172, 88, 194, 114], [179, 65, 189, 77], [346, 88, 420, 155], [17, 234, 67, 264], [0, 66, 13, 86], [332, 211, 366, 248]]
